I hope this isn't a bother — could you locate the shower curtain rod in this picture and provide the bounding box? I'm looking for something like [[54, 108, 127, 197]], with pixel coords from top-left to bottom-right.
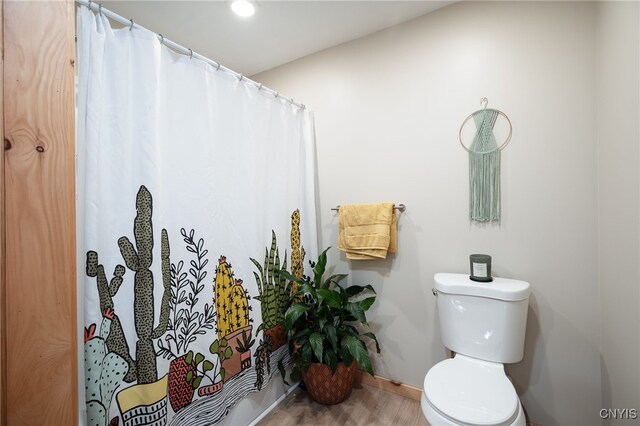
[[76, 0, 306, 110]]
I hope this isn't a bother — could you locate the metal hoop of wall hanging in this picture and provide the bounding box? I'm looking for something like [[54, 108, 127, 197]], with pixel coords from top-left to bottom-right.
[[458, 97, 512, 152]]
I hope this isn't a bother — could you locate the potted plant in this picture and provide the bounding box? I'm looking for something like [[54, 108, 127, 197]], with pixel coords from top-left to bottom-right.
[[156, 228, 216, 412], [236, 328, 256, 370], [278, 247, 380, 405]]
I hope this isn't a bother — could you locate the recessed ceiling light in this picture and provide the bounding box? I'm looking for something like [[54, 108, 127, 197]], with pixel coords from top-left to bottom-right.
[[230, 0, 256, 18]]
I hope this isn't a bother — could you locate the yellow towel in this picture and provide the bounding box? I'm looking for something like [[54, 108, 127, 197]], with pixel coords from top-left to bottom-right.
[[338, 203, 397, 260]]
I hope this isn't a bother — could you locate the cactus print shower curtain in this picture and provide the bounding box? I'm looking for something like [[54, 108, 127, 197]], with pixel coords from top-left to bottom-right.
[[77, 7, 318, 426]]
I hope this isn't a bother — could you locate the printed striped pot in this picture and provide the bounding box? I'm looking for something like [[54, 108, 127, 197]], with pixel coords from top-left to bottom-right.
[[168, 355, 195, 412], [116, 375, 168, 426], [197, 381, 223, 397]]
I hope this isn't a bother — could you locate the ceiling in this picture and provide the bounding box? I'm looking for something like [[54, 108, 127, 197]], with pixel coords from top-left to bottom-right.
[[102, 1, 453, 76]]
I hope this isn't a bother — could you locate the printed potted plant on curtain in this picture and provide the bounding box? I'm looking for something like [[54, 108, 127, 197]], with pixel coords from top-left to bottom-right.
[[213, 256, 254, 382], [156, 228, 217, 412], [86, 186, 173, 426], [252, 210, 306, 391], [250, 231, 291, 350]]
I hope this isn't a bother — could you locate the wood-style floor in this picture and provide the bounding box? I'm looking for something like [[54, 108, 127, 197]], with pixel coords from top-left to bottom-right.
[[258, 383, 429, 425]]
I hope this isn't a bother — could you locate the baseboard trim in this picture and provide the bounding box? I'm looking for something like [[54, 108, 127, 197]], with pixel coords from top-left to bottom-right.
[[248, 381, 301, 426], [354, 370, 422, 401]]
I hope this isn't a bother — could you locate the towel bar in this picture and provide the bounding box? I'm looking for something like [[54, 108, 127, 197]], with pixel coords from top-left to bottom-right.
[[331, 204, 406, 212]]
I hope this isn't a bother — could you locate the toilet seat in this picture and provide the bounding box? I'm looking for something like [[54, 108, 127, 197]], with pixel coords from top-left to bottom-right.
[[423, 355, 519, 426]]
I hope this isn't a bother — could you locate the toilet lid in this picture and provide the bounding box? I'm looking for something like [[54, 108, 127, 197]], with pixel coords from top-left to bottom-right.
[[424, 356, 519, 426]]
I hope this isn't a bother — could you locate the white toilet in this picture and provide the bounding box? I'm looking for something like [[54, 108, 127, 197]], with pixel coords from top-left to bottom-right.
[[422, 273, 531, 426]]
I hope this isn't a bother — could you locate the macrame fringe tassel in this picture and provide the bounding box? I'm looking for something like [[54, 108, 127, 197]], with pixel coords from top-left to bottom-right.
[[468, 109, 501, 223], [469, 149, 500, 223]]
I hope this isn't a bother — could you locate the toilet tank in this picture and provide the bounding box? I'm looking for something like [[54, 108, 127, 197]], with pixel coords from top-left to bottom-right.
[[434, 273, 530, 364]]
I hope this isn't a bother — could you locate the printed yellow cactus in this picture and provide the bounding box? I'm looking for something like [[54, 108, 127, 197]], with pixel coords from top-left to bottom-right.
[[290, 210, 306, 298], [229, 280, 249, 332], [214, 256, 249, 339]]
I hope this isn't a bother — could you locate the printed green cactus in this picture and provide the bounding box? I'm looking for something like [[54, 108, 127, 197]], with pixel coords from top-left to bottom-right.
[[214, 256, 250, 339], [250, 230, 290, 331], [117, 185, 172, 384], [290, 210, 306, 298], [85, 308, 129, 426], [86, 251, 136, 382]]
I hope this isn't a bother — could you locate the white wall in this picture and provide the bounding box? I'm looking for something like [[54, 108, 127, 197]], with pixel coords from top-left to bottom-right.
[[596, 1, 640, 423], [255, 2, 604, 424]]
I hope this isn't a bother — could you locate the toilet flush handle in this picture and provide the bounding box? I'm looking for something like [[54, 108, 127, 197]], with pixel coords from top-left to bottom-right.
[[432, 288, 437, 297]]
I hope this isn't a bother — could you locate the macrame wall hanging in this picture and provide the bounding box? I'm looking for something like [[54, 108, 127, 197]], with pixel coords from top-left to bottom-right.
[[459, 98, 512, 224]]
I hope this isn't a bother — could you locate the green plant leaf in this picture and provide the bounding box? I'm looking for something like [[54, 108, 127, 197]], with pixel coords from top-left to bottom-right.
[[346, 302, 367, 324], [361, 332, 381, 353], [344, 324, 359, 335], [324, 348, 338, 373], [341, 346, 353, 367], [325, 324, 338, 350], [322, 274, 348, 289], [203, 360, 214, 372], [192, 376, 203, 389], [297, 283, 316, 297], [358, 350, 374, 376], [301, 342, 312, 363], [277, 269, 306, 285], [221, 338, 228, 347], [210, 340, 219, 354], [277, 358, 289, 386], [317, 289, 341, 308], [341, 335, 372, 374], [220, 368, 226, 381], [186, 370, 193, 383], [285, 303, 310, 331], [314, 248, 330, 286], [346, 284, 376, 297], [319, 318, 327, 331], [185, 351, 193, 365], [309, 332, 324, 363], [224, 346, 233, 359], [358, 296, 376, 312], [195, 352, 204, 366]]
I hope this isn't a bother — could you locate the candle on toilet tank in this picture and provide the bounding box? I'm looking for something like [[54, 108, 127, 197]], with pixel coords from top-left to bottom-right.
[[469, 254, 492, 282]]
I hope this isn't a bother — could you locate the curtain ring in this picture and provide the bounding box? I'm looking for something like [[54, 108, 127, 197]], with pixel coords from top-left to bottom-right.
[[88, 0, 93, 10], [290, 98, 294, 105], [238, 74, 244, 82], [189, 48, 193, 59], [98, 3, 103, 15], [158, 34, 164, 45], [129, 19, 134, 31], [301, 104, 306, 110], [257, 83, 263, 90], [274, 92, 279, 99], [215, 62, 221, 71]]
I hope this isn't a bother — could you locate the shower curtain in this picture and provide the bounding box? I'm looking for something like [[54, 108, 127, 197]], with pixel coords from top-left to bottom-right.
[[77, 7, 317, 426]]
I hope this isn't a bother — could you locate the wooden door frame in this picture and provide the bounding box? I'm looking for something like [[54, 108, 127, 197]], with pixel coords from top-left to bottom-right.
[[0, 0, 5, 421], [2, 0, 77, 424]]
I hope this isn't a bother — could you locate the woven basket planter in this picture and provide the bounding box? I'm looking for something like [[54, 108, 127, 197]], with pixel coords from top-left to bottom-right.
[[168, 355, 195, 412], [302, 361, 356, 405]]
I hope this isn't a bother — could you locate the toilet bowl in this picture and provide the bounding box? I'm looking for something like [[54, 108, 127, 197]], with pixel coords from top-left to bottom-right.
[[421, 355, 525, 426], [422, 273, 530, 426]]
